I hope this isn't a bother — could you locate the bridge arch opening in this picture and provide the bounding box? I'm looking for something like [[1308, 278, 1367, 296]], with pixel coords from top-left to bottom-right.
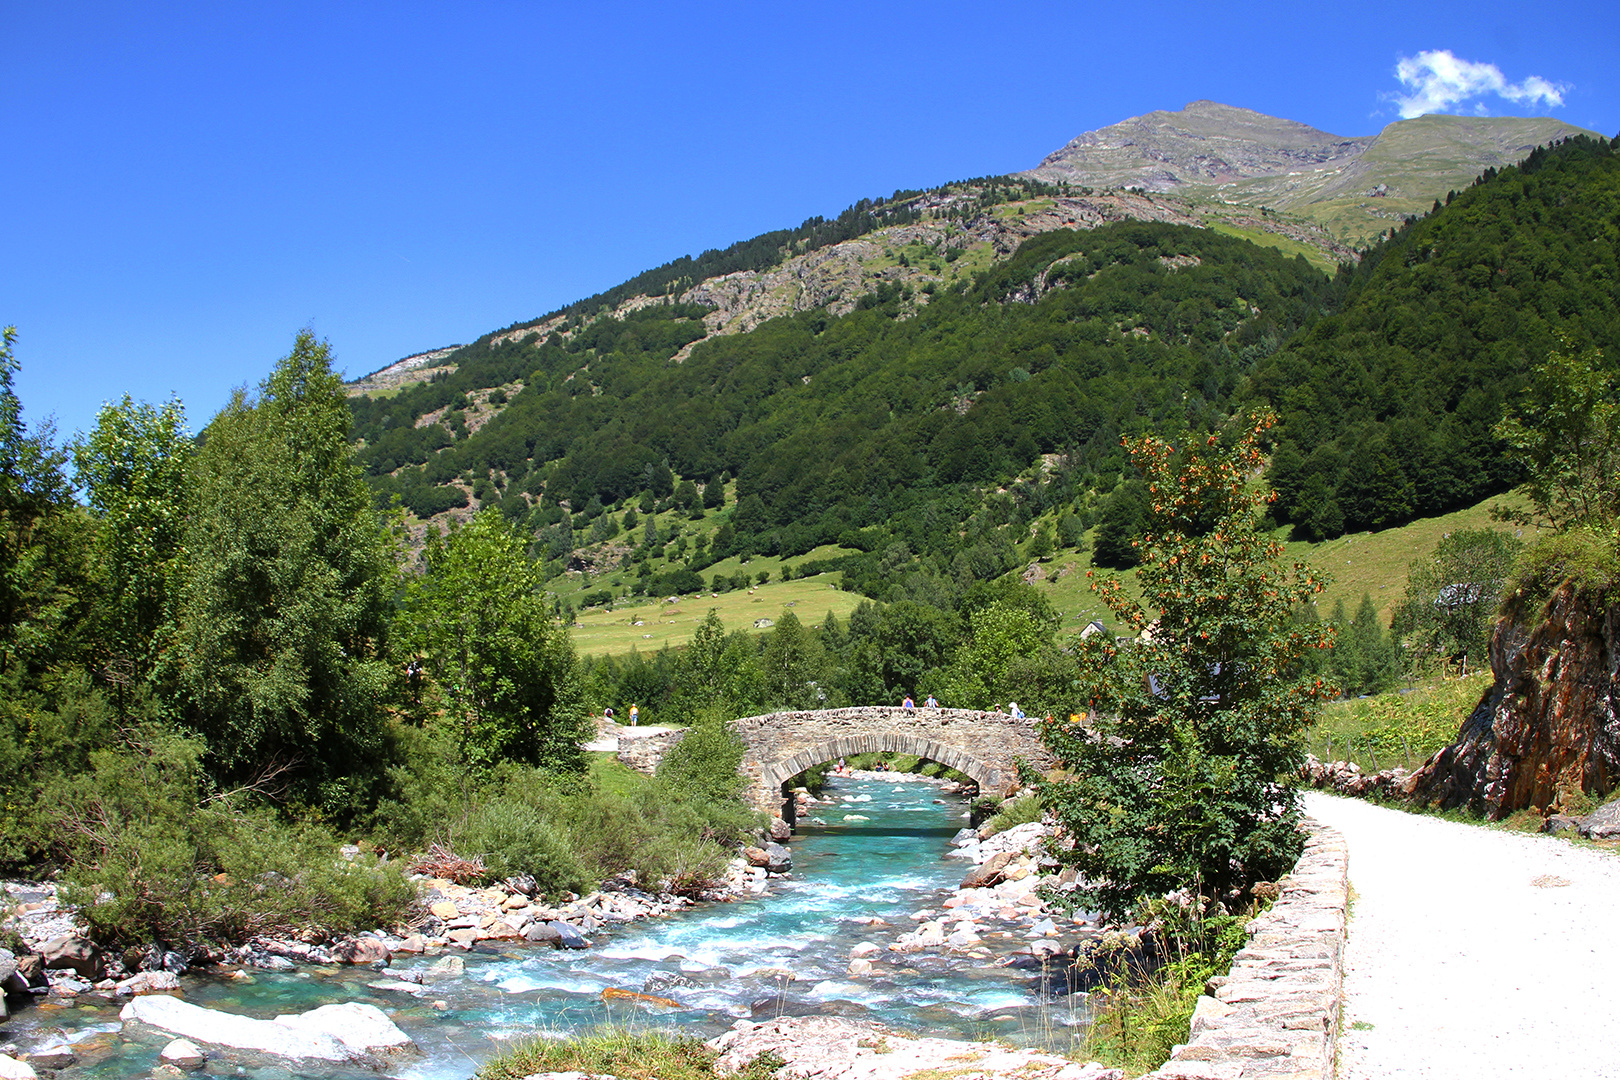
[[762, 733, 998, 826]]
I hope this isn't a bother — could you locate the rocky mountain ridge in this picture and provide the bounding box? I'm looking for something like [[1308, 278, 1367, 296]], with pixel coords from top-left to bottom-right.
[[350, 184, 1346, 396], [352, 99, 1590, 396], [1026, 100, 1596, 245]]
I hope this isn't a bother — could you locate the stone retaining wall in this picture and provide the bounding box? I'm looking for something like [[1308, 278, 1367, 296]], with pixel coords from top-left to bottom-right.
[[1150, 821, 1349, 1080]]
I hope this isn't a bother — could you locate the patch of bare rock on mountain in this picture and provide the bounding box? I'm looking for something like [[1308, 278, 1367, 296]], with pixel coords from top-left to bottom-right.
[[1028, 100, 1373, 192]]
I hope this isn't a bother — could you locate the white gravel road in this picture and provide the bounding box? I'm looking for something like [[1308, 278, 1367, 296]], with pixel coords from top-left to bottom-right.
[[1302, 791, 1620, 1079]]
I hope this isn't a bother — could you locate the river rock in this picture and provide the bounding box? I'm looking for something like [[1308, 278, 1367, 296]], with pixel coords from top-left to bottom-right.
[[23, 1044, 73, 1069], [524, 921, 563, 944], [367, 979, 428, 996], [427, 954, 465, 979], [160, 1039, 206, 1071], [250, 952, 297, 971], [743, 846, 770, 868], [849, 942, 880, 959], [122, 996, 353, 1061], [763, 842, 792, 873], [115, 970, 181, 995], [847, 959, 874, 976], [550, 921, 590, 949], [274, 1002, 414, 1054], [709, 1016, 1122, 1080], [40, 934, 103, 979], [333, 937, 391, 965], [14, 953, 45, 988], [961, 852, 1014, 889], [0, 1054, 36, 1079], [769, 817, 793, 841]]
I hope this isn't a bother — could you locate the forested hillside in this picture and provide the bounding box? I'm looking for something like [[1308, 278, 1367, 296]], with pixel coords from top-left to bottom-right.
[[350, 133, 1619, 587], [352, 222, 1339, 569], [1254, 134, 1620, 538]]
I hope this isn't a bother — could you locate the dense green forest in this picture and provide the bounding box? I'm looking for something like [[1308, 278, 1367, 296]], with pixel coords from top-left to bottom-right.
[[1254, 135, 1620, 537], [353, 222, 1340, 563]]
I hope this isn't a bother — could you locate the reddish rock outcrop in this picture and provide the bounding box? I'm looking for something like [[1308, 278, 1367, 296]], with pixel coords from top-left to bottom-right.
[[1405, 580, 1620, 817]]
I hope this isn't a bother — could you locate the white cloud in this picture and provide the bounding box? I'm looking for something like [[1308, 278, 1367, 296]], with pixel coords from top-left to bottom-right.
[[1389, 50, 1568, 119]]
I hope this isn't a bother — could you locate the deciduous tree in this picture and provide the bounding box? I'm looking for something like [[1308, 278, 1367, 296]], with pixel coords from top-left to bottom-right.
[[1041, 414, 1331, 919], [396, 508, 585, 772]]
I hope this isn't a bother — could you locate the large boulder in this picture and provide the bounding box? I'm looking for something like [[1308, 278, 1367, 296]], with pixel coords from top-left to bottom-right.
[[115, 970, 181, 996], [12, 954, 45, 989], [332, 937, 391, 965], [1579, 797, 1620, 839], [1405, 581, 1620, 817], [160, 1039, 206, 1071], [763, 842, 792, 873], [122, 995, 414, 1061], [274, 1002, 414, 1053], [40, 935, 103, 980], [549, 921, 590, 949], [523, 922, 562, 945], [0, 1054, 37, 1079]]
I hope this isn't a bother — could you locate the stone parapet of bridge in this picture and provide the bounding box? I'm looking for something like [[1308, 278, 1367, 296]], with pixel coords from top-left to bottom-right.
[[729, 706, 1054, 820]]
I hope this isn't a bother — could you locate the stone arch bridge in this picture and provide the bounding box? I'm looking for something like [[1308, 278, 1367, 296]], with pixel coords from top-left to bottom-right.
[[616, 707, 1054, 825]]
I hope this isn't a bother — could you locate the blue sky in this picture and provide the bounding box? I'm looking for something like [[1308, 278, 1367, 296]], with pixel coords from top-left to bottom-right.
[[4, 0, 1615, 441]]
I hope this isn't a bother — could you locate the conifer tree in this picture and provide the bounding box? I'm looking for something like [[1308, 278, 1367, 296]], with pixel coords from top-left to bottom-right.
[[170, 332, 396, 817]]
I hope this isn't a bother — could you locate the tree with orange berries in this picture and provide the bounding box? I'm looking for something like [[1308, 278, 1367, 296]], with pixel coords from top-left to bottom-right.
[[1039, 412, 1332, 920]]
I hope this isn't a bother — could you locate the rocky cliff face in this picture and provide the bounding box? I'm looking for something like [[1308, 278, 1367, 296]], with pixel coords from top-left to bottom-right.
[[1405, 580, 1620, 817]]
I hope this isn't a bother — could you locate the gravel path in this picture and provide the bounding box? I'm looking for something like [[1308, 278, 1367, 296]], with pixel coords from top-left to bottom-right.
[[1302, 791, 1620, 1079]]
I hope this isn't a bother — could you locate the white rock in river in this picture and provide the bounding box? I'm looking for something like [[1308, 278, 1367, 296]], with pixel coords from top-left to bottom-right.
[[275, 1002, 414, 1053], [0, 1054, 37, 1079], [160, 1039, 206, 1070], [122, 995, 413, 1061]]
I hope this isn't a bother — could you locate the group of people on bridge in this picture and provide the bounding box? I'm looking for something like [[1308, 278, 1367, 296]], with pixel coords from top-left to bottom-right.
[[899, 693, 1025, 719]]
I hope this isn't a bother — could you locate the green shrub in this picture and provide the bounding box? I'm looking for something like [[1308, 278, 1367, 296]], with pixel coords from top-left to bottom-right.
[[52, 722, 416, 948], [460, 799, 589, 896], [982, 793, 1044, 837], [1504, 527, 1620, 618], [480, 1026, 785, 1080]]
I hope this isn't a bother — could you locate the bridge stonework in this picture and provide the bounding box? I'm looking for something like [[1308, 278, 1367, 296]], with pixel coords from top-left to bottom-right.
[[728, 706, 1054, 822]]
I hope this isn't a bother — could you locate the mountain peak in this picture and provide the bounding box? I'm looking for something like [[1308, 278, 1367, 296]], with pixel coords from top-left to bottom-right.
[[1027, 102, 1595, 244], [1027, 102, 1369, 192]]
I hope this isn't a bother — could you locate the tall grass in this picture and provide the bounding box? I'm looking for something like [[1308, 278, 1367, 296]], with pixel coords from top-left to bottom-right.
[[478, 1025, 784, 1080], [1307, 672, 1490, 771]]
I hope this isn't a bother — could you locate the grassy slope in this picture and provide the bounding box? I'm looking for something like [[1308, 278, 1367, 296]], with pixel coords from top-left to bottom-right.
[[570, 573, 865, 659], [564, 489, 1529, 659], [1034, 489, 1527, 644]]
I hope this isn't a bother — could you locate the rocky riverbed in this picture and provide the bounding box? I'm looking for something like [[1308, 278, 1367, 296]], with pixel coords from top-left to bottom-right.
[[0, 770, 1136, 1078]]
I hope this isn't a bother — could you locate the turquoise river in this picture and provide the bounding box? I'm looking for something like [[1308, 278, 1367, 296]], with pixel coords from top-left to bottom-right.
[[11, 773, 1089, 1079]]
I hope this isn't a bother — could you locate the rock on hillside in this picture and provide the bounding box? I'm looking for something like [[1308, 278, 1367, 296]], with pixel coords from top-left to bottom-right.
[[1405, 578, 1620, 817], [474, 187, 1350, 366]]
